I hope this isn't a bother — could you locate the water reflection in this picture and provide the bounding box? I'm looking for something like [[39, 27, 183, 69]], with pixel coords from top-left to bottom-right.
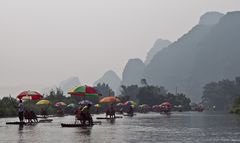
[[18, 125, 24, 143], [76, 127, 92, 136], [109, 119, 116, 124]]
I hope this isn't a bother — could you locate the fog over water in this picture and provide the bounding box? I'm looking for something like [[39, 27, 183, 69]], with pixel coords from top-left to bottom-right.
[[0, 0, 240, 97]]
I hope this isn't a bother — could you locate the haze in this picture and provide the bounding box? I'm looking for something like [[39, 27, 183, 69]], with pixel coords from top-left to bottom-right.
[[0, 0, 240, 97]]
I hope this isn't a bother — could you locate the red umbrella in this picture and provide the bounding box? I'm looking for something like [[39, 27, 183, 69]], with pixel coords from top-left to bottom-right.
[[17, 90, 43, 100], [160, 102, 172, 108]]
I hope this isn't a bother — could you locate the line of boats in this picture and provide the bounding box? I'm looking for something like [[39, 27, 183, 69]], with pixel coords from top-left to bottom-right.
[[5, 113, 136, 128]]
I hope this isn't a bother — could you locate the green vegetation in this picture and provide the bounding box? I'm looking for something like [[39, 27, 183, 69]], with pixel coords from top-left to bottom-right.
[[0, 79, 192, 118], [119, 79, 191, 111], [0, 87, 100, 118], [230, 96, 240, 114], [0, 96, 18, 117], [202, 77, 240, 112]]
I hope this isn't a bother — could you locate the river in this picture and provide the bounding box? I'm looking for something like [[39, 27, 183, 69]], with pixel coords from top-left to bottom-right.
[[0, 112, 240, 143]]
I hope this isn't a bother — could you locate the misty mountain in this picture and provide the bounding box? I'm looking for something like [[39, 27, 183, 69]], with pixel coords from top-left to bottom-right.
[[93, 70, 121, 94], [122, 58, 146, 86], [143, 11, 240, 102], [199, 12, 224, 25], [145, 39, 172, 65], [59, 76, 81, 94], [42, 76, 80, 95]]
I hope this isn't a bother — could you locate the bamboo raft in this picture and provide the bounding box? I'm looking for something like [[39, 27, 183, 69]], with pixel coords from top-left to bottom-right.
[[6, 122, 36, 125], [123, 113, 136, 116], [61, 123, 93, 127], [96, 116, 123, 120], [38, 119, 53, 123], [6, 119, 53, 125], [61, 121, 101, 127]]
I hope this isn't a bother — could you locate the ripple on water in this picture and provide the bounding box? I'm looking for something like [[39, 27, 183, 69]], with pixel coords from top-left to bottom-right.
[[1, 112, 240, 143]]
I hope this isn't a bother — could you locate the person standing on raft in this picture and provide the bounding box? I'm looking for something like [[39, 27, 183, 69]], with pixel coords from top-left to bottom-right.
[[18, 99, 24, 122]]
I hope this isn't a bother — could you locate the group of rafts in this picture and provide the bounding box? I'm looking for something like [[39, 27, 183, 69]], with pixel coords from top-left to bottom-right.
[[6, 85, 172, 127]]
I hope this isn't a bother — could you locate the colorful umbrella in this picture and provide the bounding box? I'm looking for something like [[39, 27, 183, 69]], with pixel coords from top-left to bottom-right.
[[94, 104, 101, 108], [99, 96, 120, 104], [139, 104, 150, 108], [68, 85, 100, 97], [17, 90, 43, 100], [116, 103, 124, 106], [124, 101, 137, 106], [36, 100, 50, 105], [152, 105, 159, 109], [78, 100, 93, 105], [160, 102, 172, 108], [55, 102, 66, 107], [67, 103, 76, 108]]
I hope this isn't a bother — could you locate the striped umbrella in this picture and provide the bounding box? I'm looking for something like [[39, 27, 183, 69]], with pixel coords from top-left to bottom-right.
[[55, 102, 66, 107], [78, 100, 93, 105], [67, 103, 76, 108], [68, 85, 100, 97], [124, 101, 137, 107], [17, 90, 43, 100]]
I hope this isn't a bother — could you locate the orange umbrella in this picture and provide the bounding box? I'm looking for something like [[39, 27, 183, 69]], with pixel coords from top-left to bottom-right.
[[99, 96, 120, 104]]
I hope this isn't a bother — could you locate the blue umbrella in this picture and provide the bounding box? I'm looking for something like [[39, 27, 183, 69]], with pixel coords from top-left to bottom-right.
[[78, 100, 93, 105]]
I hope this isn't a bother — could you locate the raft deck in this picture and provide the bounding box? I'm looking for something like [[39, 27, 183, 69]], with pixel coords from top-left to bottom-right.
[[96, 116, 123, 120], [61, 121, 101, 127]]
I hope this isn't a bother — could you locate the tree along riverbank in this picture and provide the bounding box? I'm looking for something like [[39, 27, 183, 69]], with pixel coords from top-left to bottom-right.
[[0, 82, 192, 118]]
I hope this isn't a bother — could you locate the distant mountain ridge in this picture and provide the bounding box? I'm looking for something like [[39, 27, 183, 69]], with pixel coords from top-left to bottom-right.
[[144, 11, 240, 101], [93, 70, 121, 94], [92, 11, 240, 102], [42, 76, 80, 95], [121, 58, 146, 86], [145, 39, 172, 65]]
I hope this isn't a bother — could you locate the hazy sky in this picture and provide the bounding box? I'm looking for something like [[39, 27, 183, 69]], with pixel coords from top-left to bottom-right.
[[0, 0, 240, 96]]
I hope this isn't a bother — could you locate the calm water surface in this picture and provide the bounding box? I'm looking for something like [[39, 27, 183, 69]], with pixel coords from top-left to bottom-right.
[[1, 112, 240, 143]]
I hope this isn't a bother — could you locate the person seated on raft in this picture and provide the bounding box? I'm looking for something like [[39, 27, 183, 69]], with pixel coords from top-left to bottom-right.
[[24, 110, 30, 123], [119, 107, 123, 114], [75, 105, 84, 124], [24, 110, 37, 123], [81, 104, 93, 125], [128, 105, 134, 116], [40, 108, 48, 118], [57, 109, 64, 116], [106, 104, 115, 119], [29, 110, 38, 123]]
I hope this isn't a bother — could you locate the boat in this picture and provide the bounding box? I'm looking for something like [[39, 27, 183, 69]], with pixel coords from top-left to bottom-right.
[[6, 119, 53, 125], [61, 123, 93, 127], [6, 122, 37, 125], [123, 113, 136, 116], [61, 121, 101, 127], [96, 116, 123, 120], [38, 119, 53, 123]]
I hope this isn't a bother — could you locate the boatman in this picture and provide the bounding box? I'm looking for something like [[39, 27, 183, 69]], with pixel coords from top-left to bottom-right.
[[81, 104, 93, 125], [18, 99, 24, 122]]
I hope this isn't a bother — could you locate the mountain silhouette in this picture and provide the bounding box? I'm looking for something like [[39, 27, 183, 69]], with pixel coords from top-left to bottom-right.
[[93, 70, 121, 94], [143, 11, 240, 101], [145, 39, 172, 65], [122, 58, 146, 86]]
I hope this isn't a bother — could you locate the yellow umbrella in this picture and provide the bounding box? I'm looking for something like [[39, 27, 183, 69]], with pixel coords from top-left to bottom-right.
[[36, 100, 50, 105]]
